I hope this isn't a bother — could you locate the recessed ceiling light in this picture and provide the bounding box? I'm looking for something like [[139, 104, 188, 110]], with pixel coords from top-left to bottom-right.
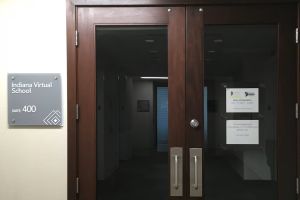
[[208, 50, 216, 53], [145, 39, 155, 43], [140, 77, 168, 80], [214, 39, 223, 43], [149, 50, 158, 54]]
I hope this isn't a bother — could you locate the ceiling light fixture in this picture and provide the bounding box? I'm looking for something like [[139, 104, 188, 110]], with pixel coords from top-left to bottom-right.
[[214, 39, 223, 43], [149, 50, 158, 54], [140, 77, 168, 80], [208, 50, 216, 53], [145, 39, 155, 43]]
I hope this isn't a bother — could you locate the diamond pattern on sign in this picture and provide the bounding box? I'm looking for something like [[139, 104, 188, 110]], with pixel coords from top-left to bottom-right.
[[43, 110, 62, 125]]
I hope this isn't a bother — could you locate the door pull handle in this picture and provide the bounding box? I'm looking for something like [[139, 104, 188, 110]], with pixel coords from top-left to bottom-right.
[[170, 147, 183, 196], [193, 155, 198, 189], [190, 148, 202, 197], [174, 155, 179, 189]]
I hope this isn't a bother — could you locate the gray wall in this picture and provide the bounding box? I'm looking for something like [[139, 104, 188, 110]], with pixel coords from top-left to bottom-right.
[[97, 71, 120, 180], [131, 80, 154, 156], [119, 77, 133, 161], [97, 75, 155, 181]]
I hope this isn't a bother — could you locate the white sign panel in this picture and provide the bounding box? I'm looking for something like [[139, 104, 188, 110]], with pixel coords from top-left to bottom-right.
[[226, 88, 259, 113], [226, 120, 259, 145]]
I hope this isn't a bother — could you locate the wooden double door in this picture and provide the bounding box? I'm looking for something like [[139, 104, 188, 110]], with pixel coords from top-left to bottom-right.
[[74, 5, 297, 200]]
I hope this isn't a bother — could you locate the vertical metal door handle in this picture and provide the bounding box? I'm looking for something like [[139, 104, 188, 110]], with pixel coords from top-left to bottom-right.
[[174, 155, 178, 189], [190, 148, 202, 197], [171, 147, 182, 196], [193, 156, 198, 189]]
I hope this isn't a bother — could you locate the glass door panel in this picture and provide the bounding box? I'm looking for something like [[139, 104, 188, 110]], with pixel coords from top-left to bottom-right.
[[96, 26, 168, 200], [204, 25, 277, 200]]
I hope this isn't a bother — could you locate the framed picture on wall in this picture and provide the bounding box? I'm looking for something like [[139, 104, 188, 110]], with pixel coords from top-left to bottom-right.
[[137, 100, 150, 112]]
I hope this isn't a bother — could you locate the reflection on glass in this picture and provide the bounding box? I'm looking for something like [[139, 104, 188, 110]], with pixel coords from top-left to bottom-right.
[[204, 25, 277, 200], [96, 27, 168, 200]]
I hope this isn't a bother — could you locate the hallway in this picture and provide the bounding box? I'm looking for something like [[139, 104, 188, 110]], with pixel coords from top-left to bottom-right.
[[97, 152, 168, 200]]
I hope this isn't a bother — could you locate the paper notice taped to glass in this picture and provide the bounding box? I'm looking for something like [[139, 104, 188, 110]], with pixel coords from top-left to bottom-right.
[[226, 88, 259, 113], [226, 120, 259, 145]]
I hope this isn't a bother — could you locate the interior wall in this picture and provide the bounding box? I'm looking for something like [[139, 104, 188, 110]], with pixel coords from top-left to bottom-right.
[[0, 1, 67, 200], [131, 80, 154, 156], [97, 77, 154, 180], [96, 70, 106, 180], [97, 71, 121, 181], [119, 77, 133, 160], [103, 73, 120, 179]]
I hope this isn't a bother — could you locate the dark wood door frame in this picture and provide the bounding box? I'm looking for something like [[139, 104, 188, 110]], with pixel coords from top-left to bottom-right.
[[67, 1, 299, 200]]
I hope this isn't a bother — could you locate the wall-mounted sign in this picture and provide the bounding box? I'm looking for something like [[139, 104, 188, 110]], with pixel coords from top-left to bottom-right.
[[226, 88, 259, 113], [226, 120, 259, 145], [8, 73, 62, 126], [137, 100, 150, 112]]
